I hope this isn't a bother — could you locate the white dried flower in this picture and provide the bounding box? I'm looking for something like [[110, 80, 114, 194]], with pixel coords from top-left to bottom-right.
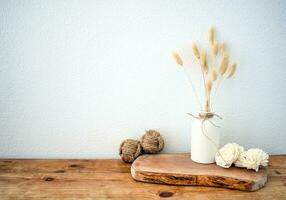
[[235, 148, 269, 172], [215, 143, 244, 168]]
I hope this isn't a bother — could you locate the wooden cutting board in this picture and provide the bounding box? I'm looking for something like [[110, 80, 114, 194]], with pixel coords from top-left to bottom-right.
[[131, 153, 268, 191]]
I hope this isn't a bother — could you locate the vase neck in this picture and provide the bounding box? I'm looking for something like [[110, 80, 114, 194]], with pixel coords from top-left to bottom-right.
[[199, 112, 214, 119]]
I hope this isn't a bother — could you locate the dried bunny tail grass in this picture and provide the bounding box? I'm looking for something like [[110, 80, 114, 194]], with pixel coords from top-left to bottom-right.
[[205, 79, 213, 111], [211, 69, 218, 82], [219, 54, 229, 75], [200, 51, 208, 73], [192, 43, 200, 59], [206, 80, 213, 95], [219, 43, 226, 52], [227, 63, 237, 79], [208, 27, 215, 45], [212, 40, 219, 56], [172, 51, 183, 66]]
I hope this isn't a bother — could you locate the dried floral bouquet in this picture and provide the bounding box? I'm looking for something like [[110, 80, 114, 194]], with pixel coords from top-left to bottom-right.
[[172, 27, 237, 114]]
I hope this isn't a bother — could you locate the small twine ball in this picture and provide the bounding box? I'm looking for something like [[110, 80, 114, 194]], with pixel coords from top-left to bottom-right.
[[119, 139, 142, 163], [141, 130, 164, 154]]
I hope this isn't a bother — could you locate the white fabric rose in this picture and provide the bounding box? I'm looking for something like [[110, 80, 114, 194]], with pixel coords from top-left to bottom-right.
[[235, 148, 269, 172], [215, 143, 244, 168]]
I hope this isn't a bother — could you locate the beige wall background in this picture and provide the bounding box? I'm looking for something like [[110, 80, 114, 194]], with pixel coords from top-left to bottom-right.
[[0, 0, 285, 158]]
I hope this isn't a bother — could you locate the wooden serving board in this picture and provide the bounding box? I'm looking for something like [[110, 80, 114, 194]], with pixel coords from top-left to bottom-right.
[[131, 153, 268, 191]]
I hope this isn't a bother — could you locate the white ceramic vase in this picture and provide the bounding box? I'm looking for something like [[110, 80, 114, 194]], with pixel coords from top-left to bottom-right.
[[190, 113, 220, 164]]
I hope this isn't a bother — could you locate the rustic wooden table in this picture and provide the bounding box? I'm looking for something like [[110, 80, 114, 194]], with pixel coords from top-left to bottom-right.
[[0, 155, 285, 199]]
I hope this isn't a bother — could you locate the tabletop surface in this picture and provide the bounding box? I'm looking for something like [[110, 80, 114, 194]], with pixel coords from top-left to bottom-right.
[[0, 154, 285, 200]]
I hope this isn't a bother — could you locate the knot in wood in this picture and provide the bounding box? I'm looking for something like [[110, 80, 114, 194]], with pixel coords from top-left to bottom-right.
[[44, 176, 54, 181], [159, 191, 174, 198]]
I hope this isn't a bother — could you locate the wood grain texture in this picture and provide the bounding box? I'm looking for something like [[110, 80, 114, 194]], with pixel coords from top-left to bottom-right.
[[131, 154, 267, 191], [0, 154, 285, 199]]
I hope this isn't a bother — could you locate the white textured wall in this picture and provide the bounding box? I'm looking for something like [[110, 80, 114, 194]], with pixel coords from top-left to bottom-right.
[[0, 0, 285, 158]]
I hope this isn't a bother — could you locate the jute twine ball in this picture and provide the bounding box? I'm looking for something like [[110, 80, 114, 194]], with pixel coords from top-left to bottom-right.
[[141, 130, 164, 154], [119, 139, 142, 163]]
